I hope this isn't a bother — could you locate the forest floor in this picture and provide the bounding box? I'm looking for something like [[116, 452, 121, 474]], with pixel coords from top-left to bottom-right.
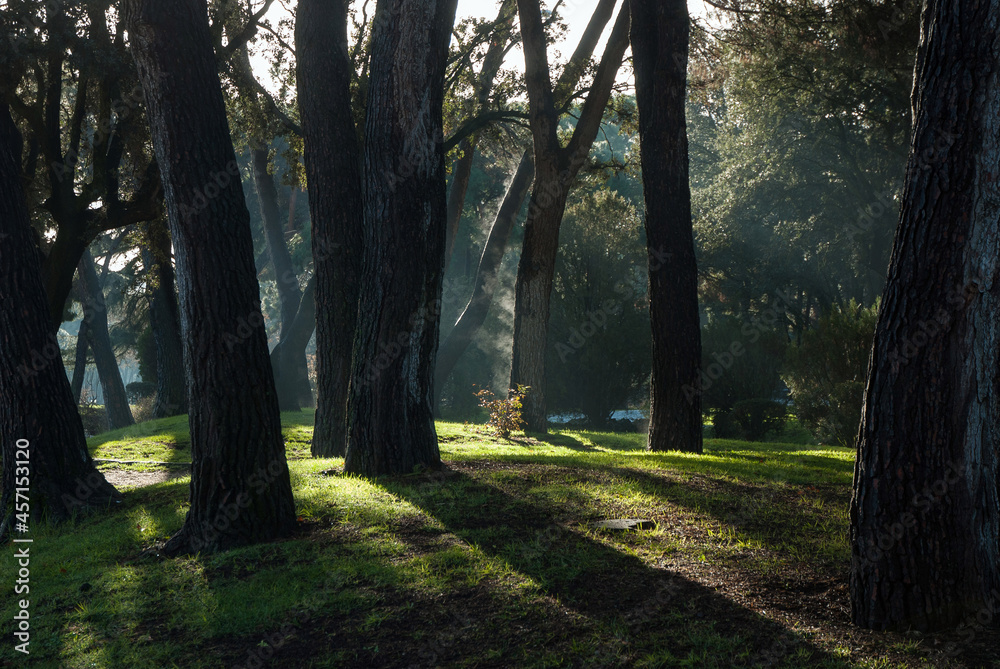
[[2, 411, 998, 669]]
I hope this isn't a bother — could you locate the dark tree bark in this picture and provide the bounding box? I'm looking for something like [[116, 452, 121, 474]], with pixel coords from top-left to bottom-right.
[[436, 0, 623, 401], [345, 0, 458, 476], [251, 146, 313, 411], [124, 0, 296, 555], [631, 0, 702, 453], [509, 0, 631, 432], [850, 0, 1000, 632], [0, 103, 120, 542], [296, 0, 364, 457], [77, 250, 135, 430], [141, 219, 187, 418]]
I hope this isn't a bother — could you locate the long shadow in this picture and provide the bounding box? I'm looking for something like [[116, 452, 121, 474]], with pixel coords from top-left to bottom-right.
[[380, 467, 849, 667]]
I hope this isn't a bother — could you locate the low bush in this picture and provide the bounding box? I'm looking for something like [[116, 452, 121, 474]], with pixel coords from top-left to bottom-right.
[[474, 385, 528, 439], [733, 398, 786, 441]]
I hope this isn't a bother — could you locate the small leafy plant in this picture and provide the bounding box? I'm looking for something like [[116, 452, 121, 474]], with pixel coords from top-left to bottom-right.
[[474, 385, 529, 439]]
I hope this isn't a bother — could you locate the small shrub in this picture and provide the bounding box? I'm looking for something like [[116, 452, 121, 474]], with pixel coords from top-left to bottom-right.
[[732, 398, 786, 441], [131, 394, 157, 424], [126, 381, 156, 403], [474, 385, 529, 439], [712, 409, 742, 439]]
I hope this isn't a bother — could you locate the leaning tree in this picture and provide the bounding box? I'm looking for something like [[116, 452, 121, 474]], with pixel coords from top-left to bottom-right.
[[0, 103, 120, 541], [124, 0, 296, 555], [850, 0, 1000, 631]]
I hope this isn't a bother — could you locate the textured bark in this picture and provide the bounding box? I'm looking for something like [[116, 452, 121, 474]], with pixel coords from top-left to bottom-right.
[[251, 146, 312, 410], [142, 219, 187, 418], [631, 0, 702, 453], [509, 0, 631, 432], [849, 0, 1000, 632], [436, 0, 622, 400], [296, 0, 364, 457], [77, 250, 135, 430], [124, 0, 296, 555], [345, 0, 458, 476], [0, 103, 120, 542], [270, 276, 317, 411]]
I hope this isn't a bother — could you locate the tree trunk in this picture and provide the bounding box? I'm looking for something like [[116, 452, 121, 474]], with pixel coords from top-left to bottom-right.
[[251, 146, 311, 411], [77, 250, 135, 430], [631, 0, 702, 454], [509, 0, 631, 432], [252, 146, 302, 332], [70, 309, 90, 403], [434, 0, 620, 401], [850, 0, 1000, 631], [296, 0, 364, 457], [345, 0, 458, 476], [124, 0, 296, 555], [0, 103, 120, 542], [270, 275, 317, 411], [142, 219, 187, 418], [435, 152, 534, 394]]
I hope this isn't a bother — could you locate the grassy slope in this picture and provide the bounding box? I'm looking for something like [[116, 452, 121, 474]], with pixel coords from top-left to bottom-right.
[[0, 412, 994, 668]]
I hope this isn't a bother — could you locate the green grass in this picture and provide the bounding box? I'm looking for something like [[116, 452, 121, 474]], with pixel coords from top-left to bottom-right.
[[0, 413, 988, 668]]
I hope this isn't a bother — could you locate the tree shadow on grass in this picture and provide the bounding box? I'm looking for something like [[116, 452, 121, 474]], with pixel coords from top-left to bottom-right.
[[379, 467, 850, 668]]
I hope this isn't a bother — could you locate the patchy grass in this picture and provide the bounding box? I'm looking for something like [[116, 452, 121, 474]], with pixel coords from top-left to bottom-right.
[[0, 415, 996, 668]]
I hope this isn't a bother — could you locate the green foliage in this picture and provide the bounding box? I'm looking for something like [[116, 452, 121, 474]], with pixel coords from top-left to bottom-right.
[[699, 315, 787, 411], [475, 385, 528, 439], [126, 381, 156, 403], [782, 300, 878, 446], [546, 187, 650, 425], [732, 398, 787, 442]]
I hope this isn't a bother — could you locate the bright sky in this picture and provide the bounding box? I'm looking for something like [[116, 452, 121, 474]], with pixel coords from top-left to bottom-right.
[[253, 0, 714, 92]]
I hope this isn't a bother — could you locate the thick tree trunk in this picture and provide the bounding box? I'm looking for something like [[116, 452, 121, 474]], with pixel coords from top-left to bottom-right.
[[77, 250, 134, 430], [436, 152, 534, 393], [142, 219, 187, 418], [434, 0, 619, 400], [124, 0, 296, 555], [345, 0, 458, 476], [0, 104, 120, 542], [509, 0, 630, 432], [270, 276, 317, 411], [850, 0, 1000, 631], [631, 0, 702, 453], [296, 0, 364, 457]]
